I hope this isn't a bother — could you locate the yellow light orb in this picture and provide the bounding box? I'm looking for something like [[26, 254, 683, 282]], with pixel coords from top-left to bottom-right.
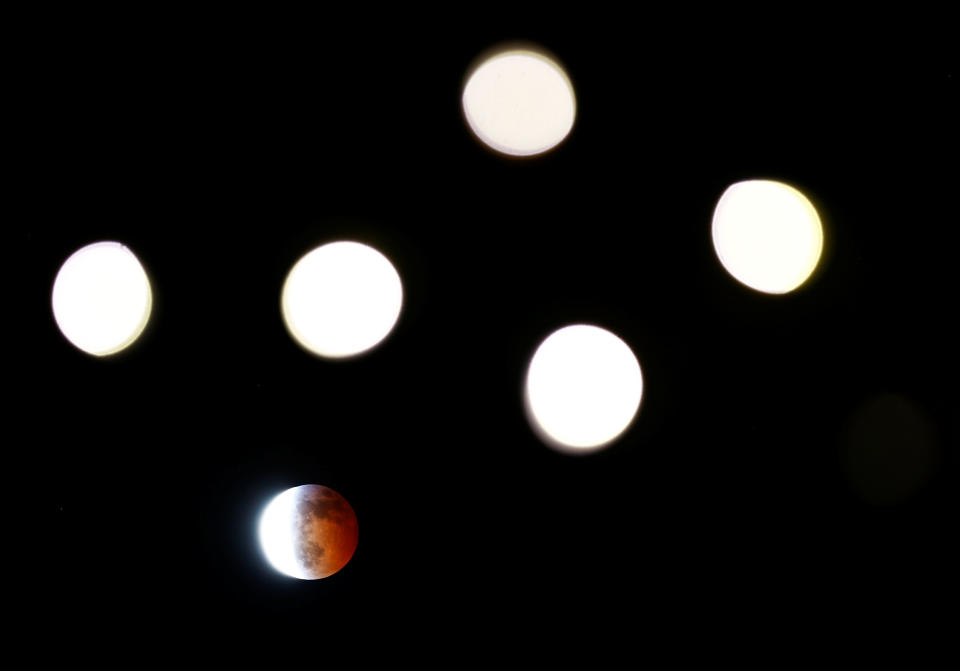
[[711, 180, 824, 294]]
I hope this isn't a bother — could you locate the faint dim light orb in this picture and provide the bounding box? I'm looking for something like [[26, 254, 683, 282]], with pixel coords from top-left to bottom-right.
[[525, 324, 643, 454], [711, 180, 824, 294], [258, 484, 359, 580], [281, 241, 403, 358], [840, 394, 940, 506], [462, 47, 576, 157], [51, 241, 153, 356]]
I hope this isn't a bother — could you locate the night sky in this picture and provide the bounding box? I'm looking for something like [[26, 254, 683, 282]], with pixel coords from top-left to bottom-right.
[[16, 10, 956, 650]]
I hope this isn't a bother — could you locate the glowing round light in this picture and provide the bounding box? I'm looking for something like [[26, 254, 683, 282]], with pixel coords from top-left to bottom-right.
[[525, 324, 644, 453], [259, 486, 301, 579], [711, 179, 824, 294], [258, 484, 359, 580], [462, 47, 576, 157], [281, 241, 403, 358], [51, 241, 153, 356]]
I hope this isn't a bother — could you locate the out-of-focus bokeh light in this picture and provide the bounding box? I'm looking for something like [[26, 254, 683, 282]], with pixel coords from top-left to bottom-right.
[[51, 241, 153, 356], [462, 47, 576, 157], [525, 324, 643, 454], [281, 241, 403, 359], [712, 180, 824, 294], [840, 394, 940, 506]]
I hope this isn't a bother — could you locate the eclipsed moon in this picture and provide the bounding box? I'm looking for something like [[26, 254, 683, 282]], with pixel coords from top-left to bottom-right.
[[258, 484, 359, 580], [51, 241, 153, 356], [462, 47, 576, 157], [711, 180, 824, 294], [525, 324, 644, 453], [281, 241, 403, 358]]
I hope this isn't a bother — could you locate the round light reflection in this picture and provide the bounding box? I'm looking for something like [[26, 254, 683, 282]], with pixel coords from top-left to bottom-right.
[[281, 241, 403, 358], [462, 47, 576, 157], [51, 241, 153, 356], [711, 179, 824, 294], [525, 324, 644, 453]]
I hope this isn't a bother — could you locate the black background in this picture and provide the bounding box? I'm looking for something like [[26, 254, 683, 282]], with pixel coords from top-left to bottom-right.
[[15, 9, 956, 652]]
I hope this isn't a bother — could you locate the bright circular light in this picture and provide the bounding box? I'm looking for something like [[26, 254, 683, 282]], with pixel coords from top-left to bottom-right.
[[258, 484, 359, 580], [711, 179, 824, 294], [462, 48, 576, 157], [525, 324, 644, 453], [259, 486, 301, 579], [51, 241, 153, 356], [281, 241, 403, 358]]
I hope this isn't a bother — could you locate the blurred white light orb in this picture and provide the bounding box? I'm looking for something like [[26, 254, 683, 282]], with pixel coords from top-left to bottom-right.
[[51, 241, 153, 356], [525, 324, 644, 453], [711, 179, 824, 294], [462, 47, 576, 156], [281, 241, 403, 358]]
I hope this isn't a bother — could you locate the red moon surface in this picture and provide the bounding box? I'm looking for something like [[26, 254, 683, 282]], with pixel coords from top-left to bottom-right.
[[259, 484, 359, 580]]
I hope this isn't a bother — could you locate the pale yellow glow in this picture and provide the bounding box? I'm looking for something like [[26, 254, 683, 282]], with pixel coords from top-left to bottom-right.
[[281, 241, 403, 358], [462, 48, 576, 156], [258, 487, 304, 579], [51, 241, 153, 356], [711, 180, 824, 294], [525, 324, 643, 453]]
